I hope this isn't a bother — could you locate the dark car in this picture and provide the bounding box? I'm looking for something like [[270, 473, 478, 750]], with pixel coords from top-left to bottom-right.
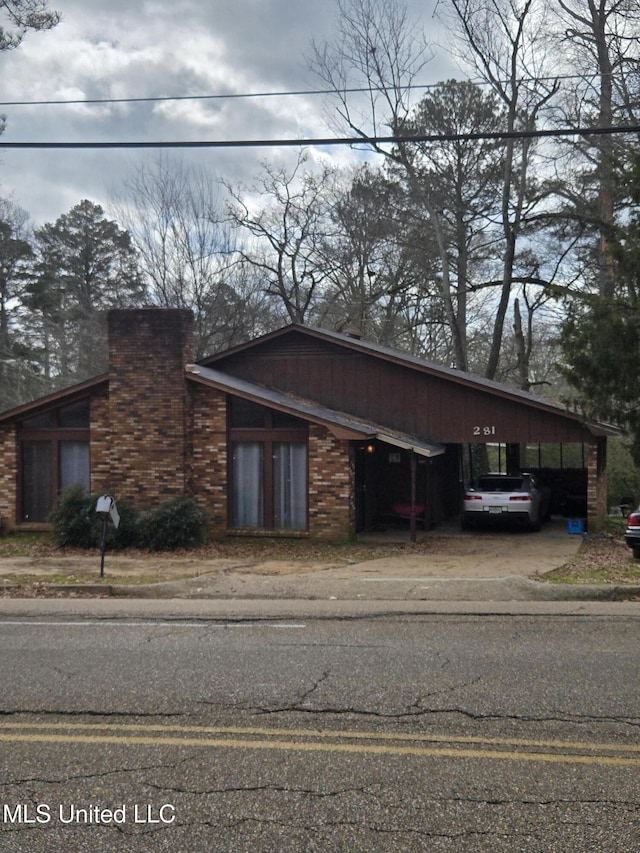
[[624, 508, 640, 559]]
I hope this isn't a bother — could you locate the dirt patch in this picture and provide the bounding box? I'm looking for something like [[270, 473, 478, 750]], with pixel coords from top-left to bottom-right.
[[542, 535, 640, 585], [229, 560, 343, 576], [0, 524, 636, 596]]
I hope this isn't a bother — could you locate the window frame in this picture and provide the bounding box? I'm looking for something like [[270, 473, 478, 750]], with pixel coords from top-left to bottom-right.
[[228, 400, 309, 532], [17, 399, 91, 524]]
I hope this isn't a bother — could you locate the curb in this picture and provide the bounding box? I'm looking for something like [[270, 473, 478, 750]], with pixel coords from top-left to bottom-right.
[[6, 579, 640, 603]]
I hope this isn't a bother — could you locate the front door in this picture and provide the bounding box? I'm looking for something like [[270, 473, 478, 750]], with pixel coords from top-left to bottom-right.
[[354, 443, 377, 531]]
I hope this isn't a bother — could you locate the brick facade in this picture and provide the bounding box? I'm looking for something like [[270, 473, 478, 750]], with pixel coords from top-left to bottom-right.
[[106, 309, 194, 510], [308, 424, 355, 540], [587, 438, 607, 531], [0, 310, 614, 540], [188, 390, 356, 541], [190, 383, 228, 533], [89, 385, 110, 497], [0, 425, 16, 530]]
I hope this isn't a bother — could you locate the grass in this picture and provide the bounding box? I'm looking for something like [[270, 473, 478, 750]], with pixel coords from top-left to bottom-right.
[[0, 530, 408, 592], [3, 524, 640, 591], [0, 532, 58, 557], [541, 518, 640, 585]]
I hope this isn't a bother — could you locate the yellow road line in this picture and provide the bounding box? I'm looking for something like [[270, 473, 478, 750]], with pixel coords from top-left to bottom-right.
[[0, 720, 637, 756], [0, 726, 639, 767]]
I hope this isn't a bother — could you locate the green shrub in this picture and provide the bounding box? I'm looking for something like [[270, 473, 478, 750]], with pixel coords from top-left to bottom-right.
[[137, 497, 206, 551], [107, 498, 139, 549], [50, 484, 98, 548], [50, 486, 138, 550]]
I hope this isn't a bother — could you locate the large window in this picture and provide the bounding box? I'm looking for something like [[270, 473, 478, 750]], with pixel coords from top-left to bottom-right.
[[229, 399, 308, 531], [232, 442, 265, 528], [19, 399, 90, 523]]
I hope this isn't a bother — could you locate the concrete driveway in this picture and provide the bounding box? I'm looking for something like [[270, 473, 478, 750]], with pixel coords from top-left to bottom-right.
[[350, 518, 581, 580]]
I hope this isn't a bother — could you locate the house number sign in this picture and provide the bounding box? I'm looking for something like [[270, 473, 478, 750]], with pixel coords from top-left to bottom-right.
[[473, 425, 496, 436]]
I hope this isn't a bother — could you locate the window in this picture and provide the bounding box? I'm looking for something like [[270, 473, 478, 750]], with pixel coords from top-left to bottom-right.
[[273, 442, 307, 529], [21, 441, 52, 523], [19, 398, 91, 523], [231, 442, 264, 528], [229, 399, 308, 531]]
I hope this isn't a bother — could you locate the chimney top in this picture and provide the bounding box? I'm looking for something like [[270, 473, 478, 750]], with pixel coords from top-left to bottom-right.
[[344, 327, 363, 340]]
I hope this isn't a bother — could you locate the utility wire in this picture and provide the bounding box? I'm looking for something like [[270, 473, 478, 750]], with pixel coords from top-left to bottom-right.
[[0, 74, 605, 108], [1, 123, 639, 149]]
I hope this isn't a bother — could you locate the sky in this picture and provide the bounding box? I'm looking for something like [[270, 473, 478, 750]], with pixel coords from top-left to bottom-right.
[[0, 0, 460, 228]]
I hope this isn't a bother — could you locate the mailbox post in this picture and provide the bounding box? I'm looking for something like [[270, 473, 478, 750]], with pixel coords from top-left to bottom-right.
[[95, 495, 120, 577]]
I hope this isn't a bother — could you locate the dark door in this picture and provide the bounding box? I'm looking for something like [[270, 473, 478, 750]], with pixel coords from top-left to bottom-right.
[[354, 443, 377, 531]]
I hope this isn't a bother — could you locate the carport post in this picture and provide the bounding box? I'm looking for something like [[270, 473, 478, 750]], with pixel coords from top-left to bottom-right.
[[587, 438, 608, 532], [410, 449, 417, 543]]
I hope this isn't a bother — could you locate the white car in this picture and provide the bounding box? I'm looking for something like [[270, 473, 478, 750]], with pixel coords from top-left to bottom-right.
[[462, 473, 550, 531]]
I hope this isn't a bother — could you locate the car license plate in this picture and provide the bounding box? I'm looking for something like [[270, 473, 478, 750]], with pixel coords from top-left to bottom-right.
[[488, 506, 503, 514]]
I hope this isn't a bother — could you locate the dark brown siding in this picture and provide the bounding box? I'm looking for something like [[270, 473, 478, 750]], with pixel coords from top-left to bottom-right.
[[215, 331, 592, 445]]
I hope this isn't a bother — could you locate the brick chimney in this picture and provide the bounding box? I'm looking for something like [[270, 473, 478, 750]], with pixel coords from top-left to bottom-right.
[[106, 308, 194, 509]]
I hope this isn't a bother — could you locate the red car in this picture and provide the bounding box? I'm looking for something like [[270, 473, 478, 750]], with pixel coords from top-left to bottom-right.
[[625, 508, 640, 558]]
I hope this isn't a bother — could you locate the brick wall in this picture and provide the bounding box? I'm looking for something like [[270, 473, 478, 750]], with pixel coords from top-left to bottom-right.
[[308, 424, 355, 540], [106, 309, 194, 510], [0, 424, 16, 529], [587, 438, 607, 531], [190, 383, 228, 534], [89, 384, 110, 496]]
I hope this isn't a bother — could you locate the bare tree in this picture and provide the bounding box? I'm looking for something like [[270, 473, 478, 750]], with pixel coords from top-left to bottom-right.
[[396, 80, 511, 371], [0, 197, 40, 408], [113, 156, 254, 357], [226, 151, 336, 325], [314, 165, 414, 340], [0, 197, 31, 349], [310, 0, 432, 140], [311, 1, 492, 361], [551, 0, 640, 298], [443, 0, 559, 379]]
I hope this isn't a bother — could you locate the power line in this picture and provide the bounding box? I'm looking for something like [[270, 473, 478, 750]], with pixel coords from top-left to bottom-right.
[[4, 85, 412, 107], [1, 123, 639, 149], [0, 74, 599, 109]]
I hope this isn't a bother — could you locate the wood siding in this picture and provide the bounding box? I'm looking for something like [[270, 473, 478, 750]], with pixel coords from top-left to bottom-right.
[[215, 331, 593, 446]]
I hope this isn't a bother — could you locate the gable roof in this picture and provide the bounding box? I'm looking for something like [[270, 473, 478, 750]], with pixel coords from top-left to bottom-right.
[[0, 374, 109, 425], [201, 323, 619, 437]]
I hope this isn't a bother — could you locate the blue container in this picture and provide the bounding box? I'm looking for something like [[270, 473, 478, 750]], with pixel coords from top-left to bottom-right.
[[567, 519, 585, 534]]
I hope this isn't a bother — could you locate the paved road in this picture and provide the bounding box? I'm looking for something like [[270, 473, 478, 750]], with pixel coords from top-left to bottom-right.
[[1, 611, 639, 851]]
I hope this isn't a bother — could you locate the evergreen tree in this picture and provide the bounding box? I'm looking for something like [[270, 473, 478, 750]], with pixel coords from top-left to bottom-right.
[[27, 200, 146, 382], [561, 155, 640, 460]]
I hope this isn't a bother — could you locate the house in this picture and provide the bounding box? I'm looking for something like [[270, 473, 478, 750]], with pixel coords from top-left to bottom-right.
[[0, 308, 616, 540]]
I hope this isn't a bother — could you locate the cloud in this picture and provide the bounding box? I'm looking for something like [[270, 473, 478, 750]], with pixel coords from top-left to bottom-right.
[[0, 0, 454, 226]]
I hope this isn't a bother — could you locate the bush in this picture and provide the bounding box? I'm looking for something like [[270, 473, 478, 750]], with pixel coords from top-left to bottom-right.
[[50, 484, 98, 548], [137, 497, 206, 551], [50, 485, 138, 550]]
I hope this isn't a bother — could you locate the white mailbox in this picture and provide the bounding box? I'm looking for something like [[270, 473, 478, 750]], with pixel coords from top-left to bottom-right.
[[96, 495, 120, 529], [96, 495, 113, 513]]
